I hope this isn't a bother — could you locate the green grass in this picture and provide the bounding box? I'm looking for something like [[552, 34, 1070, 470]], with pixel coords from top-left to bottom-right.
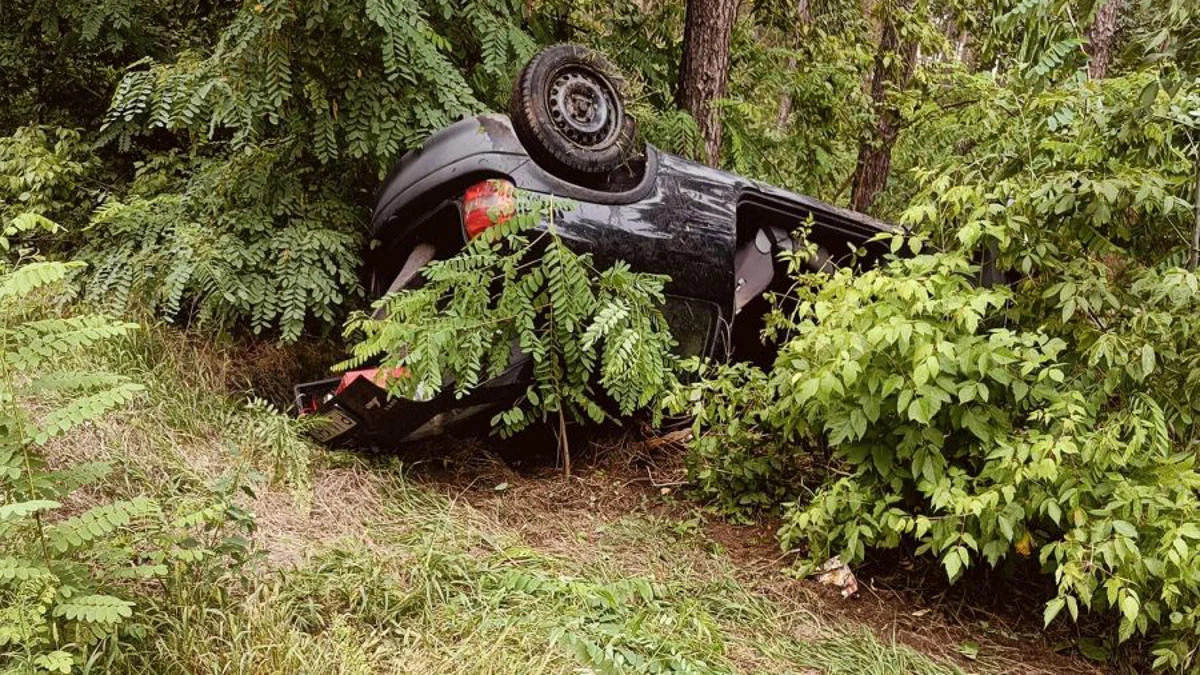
[[126, 473, 965, 675], [43, 323, 970, 674]]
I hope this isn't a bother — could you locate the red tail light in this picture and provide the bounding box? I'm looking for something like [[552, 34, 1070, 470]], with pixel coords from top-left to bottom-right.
[[462, 179, 516, 239], [334, 367, 408, 396]]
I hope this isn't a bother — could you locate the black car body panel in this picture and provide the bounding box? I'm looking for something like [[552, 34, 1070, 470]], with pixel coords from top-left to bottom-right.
[[371, 114, 660, 243], [299, 114, 893, 447]]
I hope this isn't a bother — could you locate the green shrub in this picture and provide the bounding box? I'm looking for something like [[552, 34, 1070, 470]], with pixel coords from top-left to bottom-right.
[[81, 148, 362, 341], [99, 0, 534, 167], [83, 0, 539, 339], [679, 70, 1200, 670], [681, 244, 1200, 668], [238, 398, 317, 494], [0, 127, 97, 248], [669, 360, 811, 518], [0, 244, 256, 672]]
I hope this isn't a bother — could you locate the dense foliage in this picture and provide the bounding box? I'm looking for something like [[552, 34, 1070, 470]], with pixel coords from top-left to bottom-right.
[[0, 249, 255, 671], [4, 0, 546, 340], [678, 64, 1200, 673], [81, 148, 361, 341], [3, 0, 915, 340], [0, 128, 95, 235]]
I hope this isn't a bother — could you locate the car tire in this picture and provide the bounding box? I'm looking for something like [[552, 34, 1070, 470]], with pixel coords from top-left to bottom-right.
[[510, 44, 640, 184]]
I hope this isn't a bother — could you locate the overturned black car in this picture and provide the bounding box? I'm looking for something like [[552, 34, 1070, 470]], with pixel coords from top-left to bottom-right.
[[297, 45, 892, 447]]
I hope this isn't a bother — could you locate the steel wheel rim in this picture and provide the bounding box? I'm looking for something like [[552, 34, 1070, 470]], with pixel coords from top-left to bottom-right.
[[546, 66, 622, 149]]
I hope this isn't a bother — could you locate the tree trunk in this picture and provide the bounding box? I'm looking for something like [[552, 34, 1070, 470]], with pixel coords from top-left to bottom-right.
[[677, 0, 738, 166], [1085, 0, 1124, 79], [849, 6, 918, 214], [774, 0, 811, 131], [775, 56, 797, 131]]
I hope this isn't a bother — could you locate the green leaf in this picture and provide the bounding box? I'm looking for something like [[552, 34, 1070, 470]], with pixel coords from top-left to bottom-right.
[[1138, 80, 1159, 108], [32, 382, 145, 444], [0, 261, 81, 303], [0, 499, 60, 523], [52, 594, 134, 624], [1044, 597, 1065, 627], [942, 548, 962, 580], [1112, 520, 1138, 538], [45, 498, 158, 553], [33, 651, 73, 674], [0, 557, 50, 584], [1120, 593, 1139, 623], [7, 212, 61, 235], [1045, 500, 1062, 526]]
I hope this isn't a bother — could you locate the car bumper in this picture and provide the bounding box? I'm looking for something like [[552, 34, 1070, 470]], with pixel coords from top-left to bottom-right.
[[295, 358, 531, 448]]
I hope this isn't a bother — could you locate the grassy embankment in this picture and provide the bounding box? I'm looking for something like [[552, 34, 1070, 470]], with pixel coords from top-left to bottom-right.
[[47, 321, 980, 674]]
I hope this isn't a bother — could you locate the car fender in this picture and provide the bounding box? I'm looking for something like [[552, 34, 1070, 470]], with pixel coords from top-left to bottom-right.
[[372, 114, 660, 243]]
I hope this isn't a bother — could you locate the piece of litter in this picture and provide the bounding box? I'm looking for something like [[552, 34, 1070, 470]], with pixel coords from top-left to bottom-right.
[[815, 555, 859, 598]]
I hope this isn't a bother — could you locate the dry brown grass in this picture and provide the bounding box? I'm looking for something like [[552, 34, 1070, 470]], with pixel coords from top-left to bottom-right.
[[252, 463, 389, 566]]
